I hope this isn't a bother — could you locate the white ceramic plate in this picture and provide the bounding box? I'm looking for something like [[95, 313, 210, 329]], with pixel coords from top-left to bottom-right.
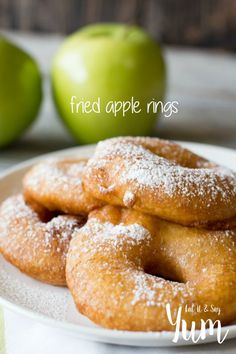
[[0, 141, 235, 347]]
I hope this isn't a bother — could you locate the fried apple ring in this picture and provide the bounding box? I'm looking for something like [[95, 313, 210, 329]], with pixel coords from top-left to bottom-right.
[[23, 158, 103, 215], [83, 137, 236, 228], [0, 195, 85, 286], [66, 205, 236, 331]]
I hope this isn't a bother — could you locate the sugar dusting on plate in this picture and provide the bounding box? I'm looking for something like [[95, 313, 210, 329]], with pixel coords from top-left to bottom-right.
[[0, 259, 70, 321]]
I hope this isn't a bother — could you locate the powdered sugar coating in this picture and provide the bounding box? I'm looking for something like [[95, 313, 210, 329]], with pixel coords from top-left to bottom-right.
[[83, 217, 151, 247], [67, 205, 236, 331], [93, 140, 236, 202], [24, 158, 102, 214], [0, 195, 82, 257], [123, 191, 136, 207], [44, 215, 83, 254], [25, 158, 84, 193], [70, 216, 151, 264], [84, 137, 236, 227], [68, 211, 195, 311], [23, 158, 102, 215], [130, 272, 190, 307], [0, 195, 85, 285]]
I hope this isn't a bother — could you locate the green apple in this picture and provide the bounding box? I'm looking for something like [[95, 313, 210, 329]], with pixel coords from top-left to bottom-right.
[[52, 23, 166, 144], [0, 37, 42, 147]]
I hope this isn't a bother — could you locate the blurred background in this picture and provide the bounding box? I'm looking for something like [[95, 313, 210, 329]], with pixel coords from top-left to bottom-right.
[[0, 0, 235, 169], [1, 0, 236, 49]]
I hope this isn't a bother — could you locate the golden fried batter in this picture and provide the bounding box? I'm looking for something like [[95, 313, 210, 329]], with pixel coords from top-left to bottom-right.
[[0, 195, 85, 286], [23, 158, 103, 215], [83, 137, 236, 229], [67, 205, 236, 331]]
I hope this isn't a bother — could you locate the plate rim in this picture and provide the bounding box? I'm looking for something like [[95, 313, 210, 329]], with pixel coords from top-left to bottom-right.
[[0, 140, 235, 347]]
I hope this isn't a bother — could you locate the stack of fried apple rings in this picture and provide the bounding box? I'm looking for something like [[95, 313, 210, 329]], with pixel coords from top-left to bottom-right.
[[0, 137, 235, 331]]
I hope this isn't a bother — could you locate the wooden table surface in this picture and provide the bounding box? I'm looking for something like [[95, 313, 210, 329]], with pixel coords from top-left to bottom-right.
[[0, 30, 235, 171]]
